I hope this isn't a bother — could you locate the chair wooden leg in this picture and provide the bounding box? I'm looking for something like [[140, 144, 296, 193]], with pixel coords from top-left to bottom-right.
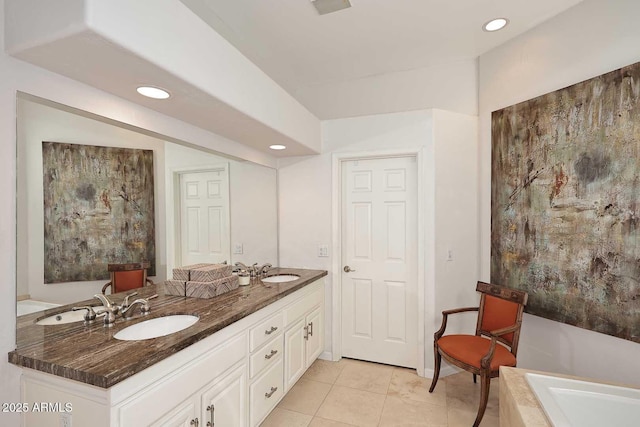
[[473, 374, 477, 384], [473, 374, 491, 427], [429, 345, 441, 393]]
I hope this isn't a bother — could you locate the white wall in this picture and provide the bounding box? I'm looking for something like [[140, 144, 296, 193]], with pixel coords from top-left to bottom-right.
[[478, 0, 640, 386], [295, 59, 478, 120], [0, 0, 281, 421], [164, 143, 278, 271], [278, 109, 479, 374], [17, 98, 168, 303]]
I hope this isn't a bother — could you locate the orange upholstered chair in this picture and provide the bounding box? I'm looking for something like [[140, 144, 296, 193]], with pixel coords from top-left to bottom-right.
[[101, 262, 154, 294], [429, 281, 528, 427]]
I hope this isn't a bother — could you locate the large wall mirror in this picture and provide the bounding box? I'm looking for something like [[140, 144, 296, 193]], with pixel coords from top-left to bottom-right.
[[16, 93, 278, 317]]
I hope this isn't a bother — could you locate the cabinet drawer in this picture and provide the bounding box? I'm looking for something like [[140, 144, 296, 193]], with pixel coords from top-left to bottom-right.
[[250, 358, 284, 427], [250, 334, 283, 379], [284, 287, 322, 327], [249, 312, 283, 352]]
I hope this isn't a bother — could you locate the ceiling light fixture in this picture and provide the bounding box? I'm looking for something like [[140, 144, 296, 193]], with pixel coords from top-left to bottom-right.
[[269, 144, 286, 150], [483, 18, 509, 32], [136, 86, 171, 99]]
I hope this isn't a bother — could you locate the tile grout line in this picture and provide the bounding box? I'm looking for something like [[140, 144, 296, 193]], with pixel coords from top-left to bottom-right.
[[312, 381, 334, 418]]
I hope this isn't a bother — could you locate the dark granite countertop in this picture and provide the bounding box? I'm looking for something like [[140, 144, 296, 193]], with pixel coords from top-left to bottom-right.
[[10, 268, 327, 388]]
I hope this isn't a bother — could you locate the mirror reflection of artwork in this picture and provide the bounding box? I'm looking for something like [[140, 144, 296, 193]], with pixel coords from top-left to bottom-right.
[[491, 61, 640, 343], [42, 142, 155, 283]]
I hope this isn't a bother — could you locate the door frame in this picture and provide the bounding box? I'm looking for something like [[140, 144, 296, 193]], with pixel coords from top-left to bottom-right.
[[170, 163, 230, 271], [331, 148, 426, 377]]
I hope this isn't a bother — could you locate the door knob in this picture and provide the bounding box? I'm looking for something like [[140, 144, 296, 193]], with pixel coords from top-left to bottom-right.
[[343, 266, 356, 273]]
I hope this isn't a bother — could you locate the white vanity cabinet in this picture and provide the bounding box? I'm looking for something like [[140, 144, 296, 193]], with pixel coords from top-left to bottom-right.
[[19, 278, 325, 427], [283, 288, 324, 392], [152, 363, 246, 427]]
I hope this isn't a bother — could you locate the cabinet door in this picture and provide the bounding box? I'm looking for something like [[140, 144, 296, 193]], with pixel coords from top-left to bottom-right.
[[284, 318, 306, 391], [150, 398, 197, 427], [305, 306, 323, 367], [201, 364, 247, 427]]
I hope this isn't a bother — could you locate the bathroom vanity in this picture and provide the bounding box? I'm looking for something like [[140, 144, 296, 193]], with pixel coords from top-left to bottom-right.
[[10, 268, 327, 427]]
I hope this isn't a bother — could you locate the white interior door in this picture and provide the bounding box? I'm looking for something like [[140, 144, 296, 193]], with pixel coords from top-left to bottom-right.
[[179, 167, 230, 266], [341, 156, 418, 368]]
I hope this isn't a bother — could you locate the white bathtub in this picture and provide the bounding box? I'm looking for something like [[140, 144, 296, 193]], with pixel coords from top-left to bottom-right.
[[16, 299, 61, 316], [526, 373, 640, 427]]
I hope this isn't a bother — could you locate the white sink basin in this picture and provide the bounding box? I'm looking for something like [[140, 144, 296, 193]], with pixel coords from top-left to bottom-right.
[[261, 274, 300, 283], [36, 309, 100, 325], [114, 315, 199, 341]]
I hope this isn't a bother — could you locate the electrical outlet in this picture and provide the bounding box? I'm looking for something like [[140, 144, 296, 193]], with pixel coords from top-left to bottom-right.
[[318, 245, 329, 257], [233, 243, 243, 255], [446, 249, 453, 262], [60, 413, 72, 427]]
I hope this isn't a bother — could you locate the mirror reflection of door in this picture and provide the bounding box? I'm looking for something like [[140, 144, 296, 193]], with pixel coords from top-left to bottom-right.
[[178, 166, 231, 266]]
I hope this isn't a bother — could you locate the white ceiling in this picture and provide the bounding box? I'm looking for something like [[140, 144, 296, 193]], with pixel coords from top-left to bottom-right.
[[181, 0, 583, 118]]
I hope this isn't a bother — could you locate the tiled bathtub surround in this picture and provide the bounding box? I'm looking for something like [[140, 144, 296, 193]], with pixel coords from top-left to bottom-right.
[[261, 359, 500, 427]]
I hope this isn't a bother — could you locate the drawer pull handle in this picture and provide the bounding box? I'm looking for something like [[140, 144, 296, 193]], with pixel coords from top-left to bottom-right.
[[265, 326, 278, 335], [190, 418, 199, 427], [207, 404, 214, 426], [304, 325, 309, 340], [265, 386, 278, 398], [265, 349, 278, 359], [309, 321, 313, 337]]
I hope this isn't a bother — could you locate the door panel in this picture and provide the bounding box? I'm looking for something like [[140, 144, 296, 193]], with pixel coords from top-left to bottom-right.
[[284, 319, 306, 391], [341, 156, 417, 368], [305, 307, 323, 367], [179, 167, 230, 265], [352, 278, 373, 338], [201, 364, 246, 427], [150, 398, 196, 427]]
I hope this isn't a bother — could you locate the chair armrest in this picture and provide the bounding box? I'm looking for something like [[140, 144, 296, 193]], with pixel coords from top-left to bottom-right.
[[101, 281, 112, 294], [480, 323, 519, 369], [434, 307, 479, 340], [488, 324, 519, 338]]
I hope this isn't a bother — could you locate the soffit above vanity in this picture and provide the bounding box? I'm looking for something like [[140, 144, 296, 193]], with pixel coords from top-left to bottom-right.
[[4, 0, 321, 157]]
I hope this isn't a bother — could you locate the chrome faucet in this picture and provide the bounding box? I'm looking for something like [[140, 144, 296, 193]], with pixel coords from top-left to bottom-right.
[[235, 262, 258, 277], [121, 294, 158, 318], [93, 292, 158, 325], [93, 294, 119, 326], [256, 263, 272, 277]]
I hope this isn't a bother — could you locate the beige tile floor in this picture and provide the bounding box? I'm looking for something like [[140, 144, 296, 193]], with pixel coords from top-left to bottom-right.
[[261, 359, 500, 427]]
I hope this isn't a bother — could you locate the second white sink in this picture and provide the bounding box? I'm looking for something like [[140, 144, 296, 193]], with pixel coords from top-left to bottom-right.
[[262, 274, 300, 283], [36, 309, 100, 325], [114, 315, 199, 341]]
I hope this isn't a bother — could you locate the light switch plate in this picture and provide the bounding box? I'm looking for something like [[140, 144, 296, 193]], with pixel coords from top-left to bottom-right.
[[318, 245, 329, 257], [233, 244, 243, 255]]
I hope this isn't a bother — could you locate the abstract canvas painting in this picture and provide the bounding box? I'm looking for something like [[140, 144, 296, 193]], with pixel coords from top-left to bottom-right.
[[491, 62, 640, 342], [42, 142, 155, 283]]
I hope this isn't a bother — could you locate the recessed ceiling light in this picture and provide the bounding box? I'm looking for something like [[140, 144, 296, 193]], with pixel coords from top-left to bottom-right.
[[136, 86, 171, 99], [483, 18, 509, 32], [269, 144, 286, 150]]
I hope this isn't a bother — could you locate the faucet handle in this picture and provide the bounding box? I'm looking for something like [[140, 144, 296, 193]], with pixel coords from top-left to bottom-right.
[[140, 294, 158, 313], [122, 292, 139, 310], [72, 306, 98, 322]]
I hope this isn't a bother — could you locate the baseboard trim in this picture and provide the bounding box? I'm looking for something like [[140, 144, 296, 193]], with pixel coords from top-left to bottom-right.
[[423, 365, 460, 379], [319, 351, 333, 361]]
